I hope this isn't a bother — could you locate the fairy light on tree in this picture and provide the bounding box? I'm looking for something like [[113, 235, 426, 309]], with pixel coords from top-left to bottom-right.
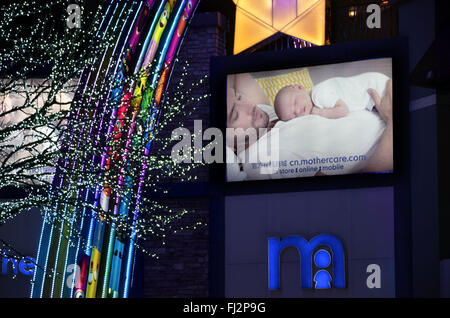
[[0, 0, 209, 293]]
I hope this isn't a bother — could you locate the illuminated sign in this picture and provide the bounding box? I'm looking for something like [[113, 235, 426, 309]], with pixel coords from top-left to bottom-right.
[[233, 0, 326, 54], [268, 234, 345, 289], [1, 251, 36, 276]]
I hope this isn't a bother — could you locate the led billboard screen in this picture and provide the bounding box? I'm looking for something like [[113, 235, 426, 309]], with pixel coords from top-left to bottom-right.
[[225, 58, 393, 182]]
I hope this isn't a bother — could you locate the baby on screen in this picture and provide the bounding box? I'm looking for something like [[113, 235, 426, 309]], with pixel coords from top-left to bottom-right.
[[273, 72, 390, 121]]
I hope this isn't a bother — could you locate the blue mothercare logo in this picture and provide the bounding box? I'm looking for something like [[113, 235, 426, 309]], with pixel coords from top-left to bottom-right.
[[268, 234, 346, 290]]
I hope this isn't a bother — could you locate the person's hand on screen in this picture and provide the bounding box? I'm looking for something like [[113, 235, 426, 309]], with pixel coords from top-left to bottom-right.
[[368, 78, 393, 125], [314, 170, 326, 176]]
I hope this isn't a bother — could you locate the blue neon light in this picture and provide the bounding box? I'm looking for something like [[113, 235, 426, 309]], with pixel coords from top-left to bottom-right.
[[314, 249, 331, 268], [268, 234, 345, 290]]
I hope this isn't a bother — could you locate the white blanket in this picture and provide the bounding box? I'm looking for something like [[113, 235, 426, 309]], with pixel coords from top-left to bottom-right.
[[236, 110, 386, 180], [312, 72, 389, 112]]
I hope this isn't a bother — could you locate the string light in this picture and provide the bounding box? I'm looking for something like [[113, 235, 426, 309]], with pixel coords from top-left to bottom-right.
[[1, 0, 208, 298]]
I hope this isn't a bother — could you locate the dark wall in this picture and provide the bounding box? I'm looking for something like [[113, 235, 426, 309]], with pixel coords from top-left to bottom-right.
[[143, 198, 209, 297], [409, 105, 440, 297], [331, 0, 398, 43], [435, 0, 450, 262], [398, 0, 440, 297], [398, 0, 436, 100], [225, 187, 396, 297]]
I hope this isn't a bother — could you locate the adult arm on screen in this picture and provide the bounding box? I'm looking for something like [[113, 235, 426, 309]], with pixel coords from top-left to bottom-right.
[[363, 78, 394, 172]]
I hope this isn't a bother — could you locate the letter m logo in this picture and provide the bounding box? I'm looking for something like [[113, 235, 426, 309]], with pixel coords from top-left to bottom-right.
[[268, 234, 346, 289]]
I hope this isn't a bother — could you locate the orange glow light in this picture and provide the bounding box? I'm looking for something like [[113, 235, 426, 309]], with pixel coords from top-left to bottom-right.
[[348, 7, 357, 17], [233, 0, 326, 54]]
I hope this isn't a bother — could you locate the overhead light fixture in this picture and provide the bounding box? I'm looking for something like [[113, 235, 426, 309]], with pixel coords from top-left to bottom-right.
[[348, 7, 357, 17], [233, 0, 326, 54]]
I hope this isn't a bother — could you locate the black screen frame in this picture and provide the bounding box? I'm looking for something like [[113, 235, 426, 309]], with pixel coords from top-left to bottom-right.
[[209, 37, 411, 298], [211, 38, 409, 194]]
